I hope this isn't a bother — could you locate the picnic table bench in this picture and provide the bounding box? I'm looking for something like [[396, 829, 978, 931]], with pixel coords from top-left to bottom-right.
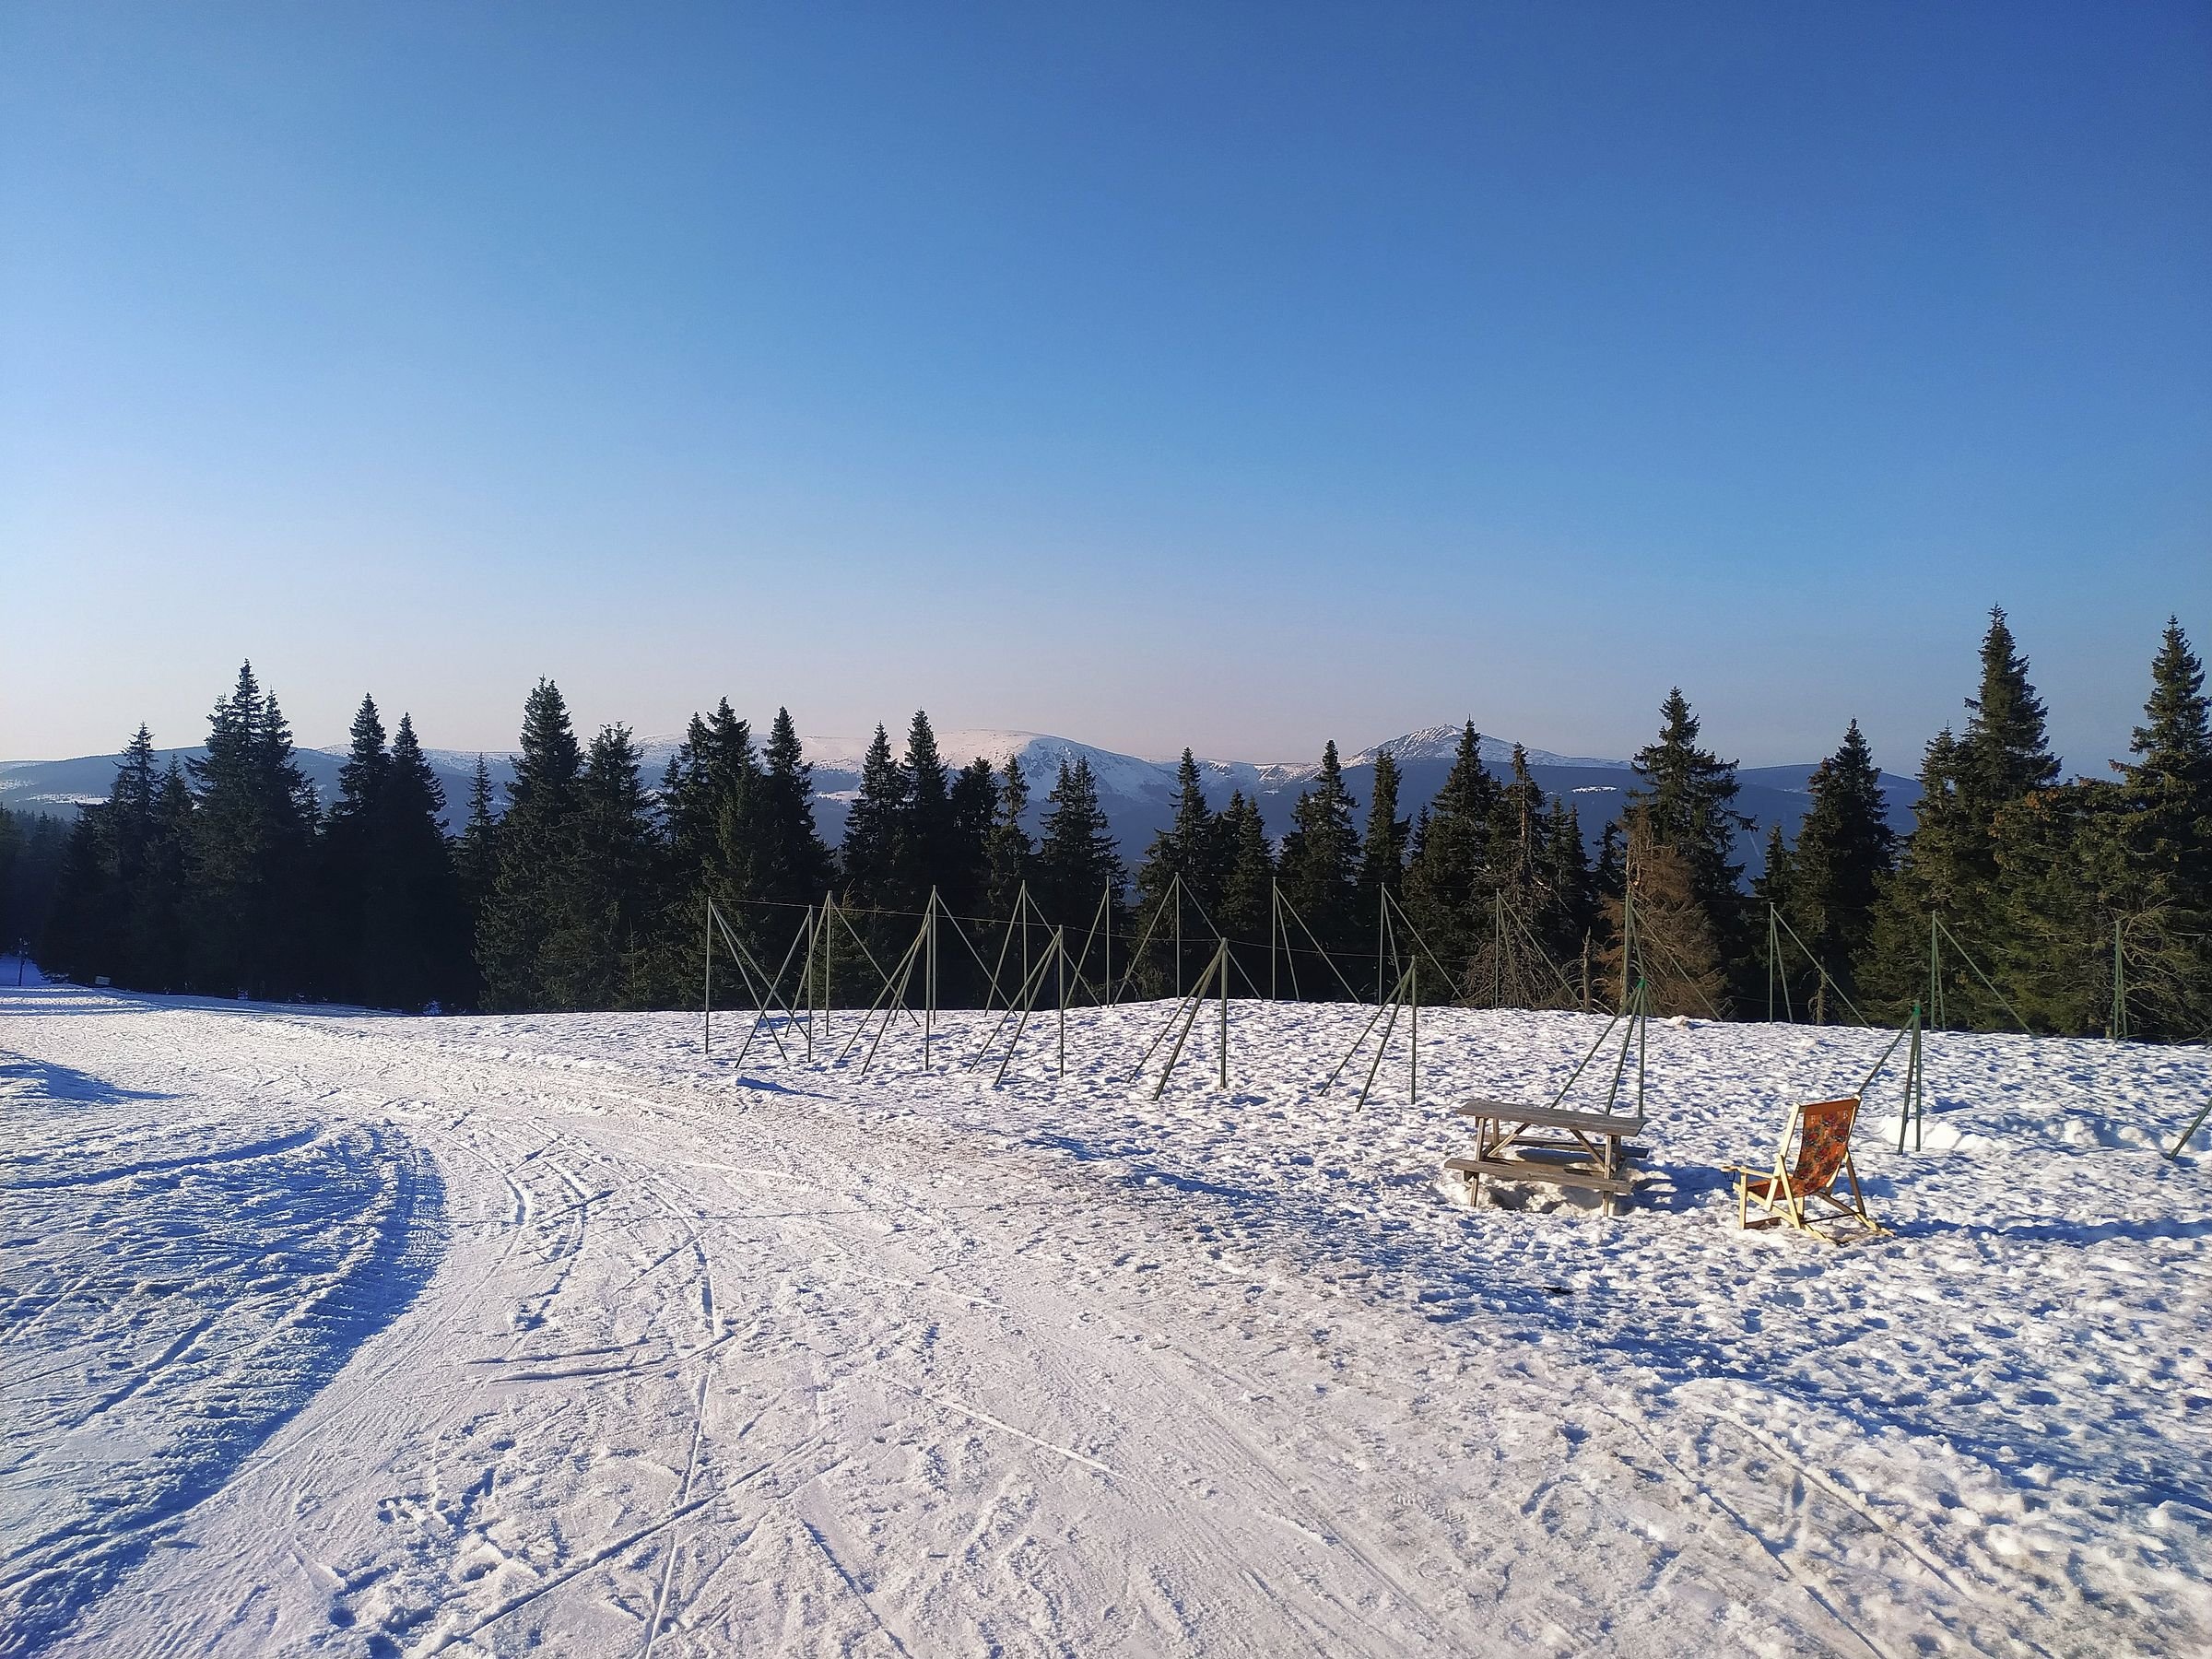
[[1445, 1098, 1645, 1217]]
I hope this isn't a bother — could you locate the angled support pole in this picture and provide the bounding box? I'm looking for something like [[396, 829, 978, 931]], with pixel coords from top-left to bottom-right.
[[2166, 1090, 2211, 1160]]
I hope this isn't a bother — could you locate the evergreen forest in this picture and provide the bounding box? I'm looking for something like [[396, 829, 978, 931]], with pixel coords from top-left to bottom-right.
[[29, 610, 2212, 1043]]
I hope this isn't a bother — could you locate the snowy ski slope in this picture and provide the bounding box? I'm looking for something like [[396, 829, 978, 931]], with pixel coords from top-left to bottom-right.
[[2, 982, 2207, 1656]]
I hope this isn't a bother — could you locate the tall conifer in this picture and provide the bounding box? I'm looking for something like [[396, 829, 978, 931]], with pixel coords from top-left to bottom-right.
[[1276, 741, 1359, 971], [477, 679, 582, 1011], [187, 665, 315, 998], [1034, 757, 1123, 929], [840, 725, 908, 912]]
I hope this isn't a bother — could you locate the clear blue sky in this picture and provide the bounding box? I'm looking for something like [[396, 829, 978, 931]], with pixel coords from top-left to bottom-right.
[[5, 2, 2206, 773]]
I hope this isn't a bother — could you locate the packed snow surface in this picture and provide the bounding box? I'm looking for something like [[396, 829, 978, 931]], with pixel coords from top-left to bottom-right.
[[3, 982, 2208, 1657]]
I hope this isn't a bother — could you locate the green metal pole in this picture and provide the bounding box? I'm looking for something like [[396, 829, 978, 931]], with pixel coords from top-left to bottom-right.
[[1218, 941, 1229, 1091], [1767, 902, 1776, 1024], [2112, 917, 2125, 1041], [1408, 960, 1418, 1103], [703, 896, 713, 1054], [2168, 1092, 2212, 1159], [1057, 927, 1066, 1081], [1898, 1003, 1921, 1153], [1103, 877, 1112, 1007], [1174, 874, 1183, 1002], [1927, 912, 1941, 1030], [1271, 879, 1279, 1001], [1362, 898, 1380, 1013]]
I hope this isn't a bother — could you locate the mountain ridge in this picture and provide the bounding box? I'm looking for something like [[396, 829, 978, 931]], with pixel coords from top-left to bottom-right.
[[1, 724, 1915, 868]]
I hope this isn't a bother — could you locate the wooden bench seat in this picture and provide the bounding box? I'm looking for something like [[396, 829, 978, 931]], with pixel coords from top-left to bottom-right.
[[1444, 1154, 1639, 1196]]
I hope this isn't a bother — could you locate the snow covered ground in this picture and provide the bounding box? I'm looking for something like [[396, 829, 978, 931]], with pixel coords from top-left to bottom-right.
[[3, 981, 2207, 1657]]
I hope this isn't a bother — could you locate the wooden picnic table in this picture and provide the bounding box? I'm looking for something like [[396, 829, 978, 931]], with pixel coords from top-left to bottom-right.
[[1445, 1098, 1645, 1217]]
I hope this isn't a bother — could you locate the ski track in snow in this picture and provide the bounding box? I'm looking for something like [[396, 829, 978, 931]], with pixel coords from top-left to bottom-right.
[[2, 984, 2208, 1657]]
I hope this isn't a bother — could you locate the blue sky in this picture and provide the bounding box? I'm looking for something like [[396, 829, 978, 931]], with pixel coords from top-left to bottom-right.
[[4, 2, 2206, 773]]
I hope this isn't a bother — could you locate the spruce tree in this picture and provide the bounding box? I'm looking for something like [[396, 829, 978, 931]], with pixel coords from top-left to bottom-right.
[[2030, 618, 2212, 1039], [540, 724, 659, 1009], [839, 725, 908, 912], [1488, 746, 1546, 902], [946, 758, 998, 918], [1403, 723, 1503, 990], [41, 807, 115, 986], [137, 759, 194, 990], [454, 758, 500, 937], [1132, 750, 1220, 995], [477, 679, 582, 1011], [2115, 618, 2212, 1008], [1536, 797, 1595, 962], [984, 757, 1034, 920], [1957, 606, 2060, 830], [360, 714, 469, 1011], [1602, 824, 1727, 1018], [1034, 757, 1124, 930], [1865, 728, 1967, 1020], [1276, 741, 1360, 978], [1623, 689, 1751, 1003], [757, 709, 835, 909], [1781, 721, 1896, 1013], [1356, 747, 1409, 909], [895, 712, 954, 913], [317, 694, 390, 1002], [1216, 790, 1276, 990], [186, 665, 316, 998], [3, 807, 71, 969]]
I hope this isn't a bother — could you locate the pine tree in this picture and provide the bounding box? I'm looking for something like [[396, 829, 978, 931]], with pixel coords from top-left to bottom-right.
[[136, 760, 194, 990], [946, 758, 998, 918], [41, 807, 114, 986], [1779, 721, 1896, 1014], [1356, 747, 1409, 910], [1276, 741, 1359, 980], [540, 724, 659, 1009], [1623, 689, 1751, 1005], [2004, 618, 2212, 1040], [1403, 723, 1504, 990], [317, 694, 390, 1001], [360, 714, 469, 1011], [1034, 757, 1124, 930], [984, 757, 1034, 920], [1865, 728, 1966, 1020], [2114, 621, 2212, 1032], [1131, 750, 1220, 995], [454, 758, 500, 936], [757, 709, 835, 909], [1602, 824, 1727, 1018], [46, 725, 171, 986], [840, 725, 908, 912], [1216, 791, 1276, 990], [1957, 606, 2060, 831], [1536, 797, 1594, 961], [477, 679, 582, 1011], [187, 665, 316, 998], [895, 712, 954, 913], [3, 807, 72, 969]]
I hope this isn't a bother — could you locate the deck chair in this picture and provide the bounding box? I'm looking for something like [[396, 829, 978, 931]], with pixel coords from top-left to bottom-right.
[[1727, 1097, 1884, 1241]]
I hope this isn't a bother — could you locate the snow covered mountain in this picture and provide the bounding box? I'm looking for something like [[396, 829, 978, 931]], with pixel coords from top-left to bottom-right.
[[1, 724, 1916, 864]]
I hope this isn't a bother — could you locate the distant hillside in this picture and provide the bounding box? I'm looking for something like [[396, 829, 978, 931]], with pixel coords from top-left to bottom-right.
[[6, 725, 1917, 872]]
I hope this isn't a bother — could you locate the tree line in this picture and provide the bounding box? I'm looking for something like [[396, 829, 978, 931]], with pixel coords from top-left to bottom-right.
[[30, 609, 2212, 1040]]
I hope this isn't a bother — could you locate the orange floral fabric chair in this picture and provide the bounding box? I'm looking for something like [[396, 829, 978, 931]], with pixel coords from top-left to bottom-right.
[[1728, 1097, 1884, 1241]]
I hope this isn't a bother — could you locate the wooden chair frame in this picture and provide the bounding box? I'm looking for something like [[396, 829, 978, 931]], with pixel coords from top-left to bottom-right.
[[1727, 1096, 1886, 1242]]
